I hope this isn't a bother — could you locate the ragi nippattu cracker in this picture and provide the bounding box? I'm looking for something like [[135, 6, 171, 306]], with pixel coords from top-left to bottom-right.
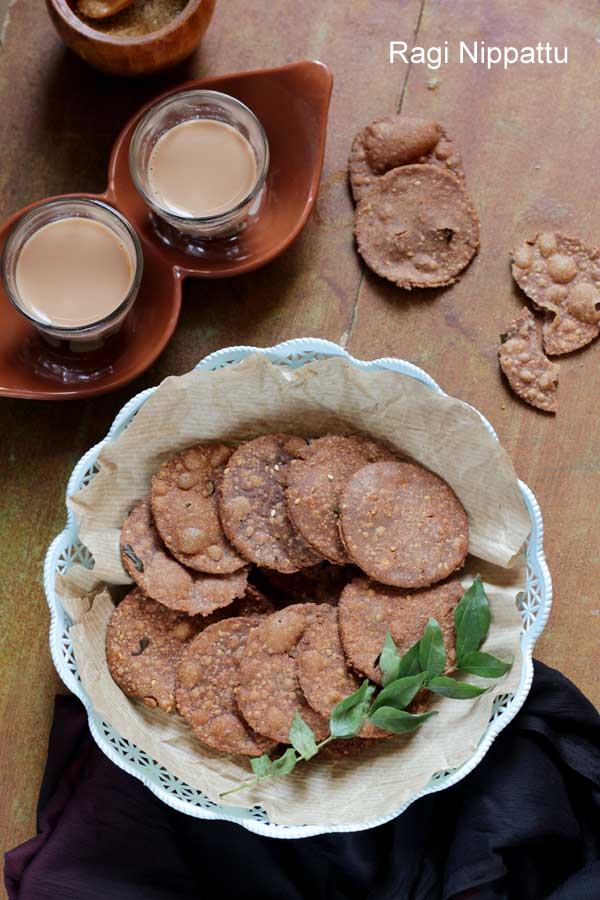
[[354, 164, 479, 289], [499, 309, 559, 413], [349, 115, 464, 201], [106, 588, 203, 713], [338, 576, 462, 685], [339, 461, 468, 589], [297, 605, 387, 739], [286, 434, 395, 565], [176, 617, 276, 757], [151, 443, 246, 574], [219, 434, 322, 573], [121, 499, 248, 615], [236, 603, 330, 744]]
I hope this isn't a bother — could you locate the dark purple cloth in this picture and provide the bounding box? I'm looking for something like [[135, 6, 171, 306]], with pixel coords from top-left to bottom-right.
[[5, 661, 600, 900]]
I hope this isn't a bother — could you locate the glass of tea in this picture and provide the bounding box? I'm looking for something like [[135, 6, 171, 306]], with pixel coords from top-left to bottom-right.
[[1, 197, 143, 349], [129, 89, 270, 244]]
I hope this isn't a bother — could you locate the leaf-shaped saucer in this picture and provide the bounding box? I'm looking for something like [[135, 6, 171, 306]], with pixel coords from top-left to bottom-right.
[[0, 60, 333, 400]]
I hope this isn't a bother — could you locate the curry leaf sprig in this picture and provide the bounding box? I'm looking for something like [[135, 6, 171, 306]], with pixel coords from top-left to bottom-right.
[[219, 576, 511, 798], [220, 683, 378, 799], [379, 575, 513, 702]]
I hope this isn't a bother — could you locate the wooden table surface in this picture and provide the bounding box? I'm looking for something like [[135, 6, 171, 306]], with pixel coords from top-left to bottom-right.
[[1, 0, 599, 876]]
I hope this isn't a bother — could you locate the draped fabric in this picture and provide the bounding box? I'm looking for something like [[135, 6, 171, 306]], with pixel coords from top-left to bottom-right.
[[5, 661, 600, 900]]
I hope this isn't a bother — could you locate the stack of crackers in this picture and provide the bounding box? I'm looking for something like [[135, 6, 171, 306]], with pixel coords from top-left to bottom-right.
[[108, 433, 469, 760], [348, 115, 480, 289]]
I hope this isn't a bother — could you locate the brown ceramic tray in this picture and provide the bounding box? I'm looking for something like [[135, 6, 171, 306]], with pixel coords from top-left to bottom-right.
[[0, 60, 333, 400]]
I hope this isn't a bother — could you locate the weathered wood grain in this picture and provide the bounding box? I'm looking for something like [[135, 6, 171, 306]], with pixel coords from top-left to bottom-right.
[[1, 0, 598, 877]]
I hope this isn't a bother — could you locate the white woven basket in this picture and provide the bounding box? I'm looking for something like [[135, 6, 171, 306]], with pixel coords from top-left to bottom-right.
[[44, 338, 552, 838]]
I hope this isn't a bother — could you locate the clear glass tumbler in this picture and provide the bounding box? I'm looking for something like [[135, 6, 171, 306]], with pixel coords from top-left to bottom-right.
[[129, 89, 270, 244], [1, 197, 143, 349]]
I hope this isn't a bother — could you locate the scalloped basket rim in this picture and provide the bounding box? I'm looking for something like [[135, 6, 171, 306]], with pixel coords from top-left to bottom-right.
[[44, 337, 552, 839]]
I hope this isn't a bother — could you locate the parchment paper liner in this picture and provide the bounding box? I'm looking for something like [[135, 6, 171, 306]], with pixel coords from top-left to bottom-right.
[[60, 355, 530, 827]]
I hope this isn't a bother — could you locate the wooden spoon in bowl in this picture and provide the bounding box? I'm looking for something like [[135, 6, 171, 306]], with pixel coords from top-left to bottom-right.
[[77, 0, 135, 19]]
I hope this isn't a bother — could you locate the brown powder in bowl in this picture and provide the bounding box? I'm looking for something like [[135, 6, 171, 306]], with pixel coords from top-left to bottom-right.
[[76, 0, 189, 37]]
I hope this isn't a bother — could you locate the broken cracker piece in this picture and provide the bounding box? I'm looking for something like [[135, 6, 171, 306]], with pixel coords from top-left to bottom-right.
[[498, 309, 559, 413], [511, 233, 600, 355]]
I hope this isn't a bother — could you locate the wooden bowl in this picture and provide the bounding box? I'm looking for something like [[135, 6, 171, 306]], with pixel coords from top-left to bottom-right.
[[0, 61, 333, 399], [45, 0, 216, 76]]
